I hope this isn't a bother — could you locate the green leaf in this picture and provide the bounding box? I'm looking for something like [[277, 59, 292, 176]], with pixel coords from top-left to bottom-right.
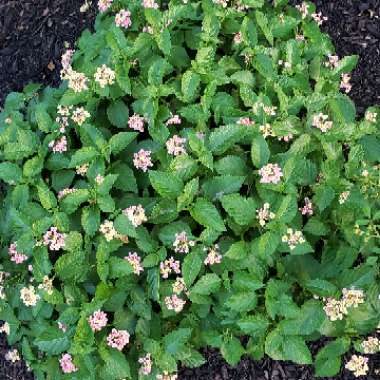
[[35, 104, 53, 132], [238, 314, 269, 337], [255, 10, 273, 44], [177, 177, 199, 211], [149, 170, 184, 199], [34, 328, 70, 355], [60, 189, 90, 214], [0, 162, 22, 184], [114, 214, 137, 238], [202, 175, 245, 201], [253, 53, 275, 79], [241, 16, 258, 46], [284, 336, 313, 365], [251, 134, 270, 168], [109, 257, 134, 279], [304, 279, 338, 297], [156, 28, 171, 56], [70, 147, 99, 168], [163, 328, 192, 355], [275, 195, 298, 224], [225, 291, 257, 312], [148, 58, 173, 86], [71, 315, 95, 355], [81, 206, 100, 237], [190, 273, 221, 296], [181, 70, 201, 103], [107, 99, 129, 128], [315, 338, 351, 377], [209, 124, 247, 155], [37, 185, 57, 210], [190, 198, 226, 232], [109, 132, 138, 154], [221, 194, 256, 226], [182, 250, 203, 287], [221, 337, 245, 366], [99, 345, 131, 380], [313, 185, 335, 212]]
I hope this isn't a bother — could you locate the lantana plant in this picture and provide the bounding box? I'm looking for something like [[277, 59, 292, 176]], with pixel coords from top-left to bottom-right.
[[0, 0, 380, 379]]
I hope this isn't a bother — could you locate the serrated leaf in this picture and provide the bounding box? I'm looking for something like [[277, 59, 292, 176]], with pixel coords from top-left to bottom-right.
[[221, 194, 256, 226], [190, 273, 221, 296], [149, 170, 184, 199], [107, 99, 129, 128], [163, 328, 192, 355], [177, 177, 199, 211], [34, 328, 70, 355], [209, 124, 247, 155], [251, 134, 270, 168], [81, 206, 100, 237], [109, 132, 138, 154], [181, 70, 201, 103], [221, 337, 245, 366], [70, 147, 99, 168], [0, 162, 22, 184], [182, 250, 203, 287], [190, 198, 226, 232], [238, 314, 269, 337]]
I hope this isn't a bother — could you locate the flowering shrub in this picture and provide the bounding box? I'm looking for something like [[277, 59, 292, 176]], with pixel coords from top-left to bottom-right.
[[0, 0, 380, 379]]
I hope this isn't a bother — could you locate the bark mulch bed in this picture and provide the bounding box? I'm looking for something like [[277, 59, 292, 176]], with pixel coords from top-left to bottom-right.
[[1, 0, 380, 379], [0, 0, 97, 108]]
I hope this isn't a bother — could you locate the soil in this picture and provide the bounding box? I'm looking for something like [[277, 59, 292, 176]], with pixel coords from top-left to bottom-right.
[[1, 0, 380, 379], [0, 0, 97, 109]]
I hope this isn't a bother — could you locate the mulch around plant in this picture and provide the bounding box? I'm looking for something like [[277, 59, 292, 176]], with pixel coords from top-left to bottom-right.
[[0, 0, 380, 379], [0, 0, 97, 108]]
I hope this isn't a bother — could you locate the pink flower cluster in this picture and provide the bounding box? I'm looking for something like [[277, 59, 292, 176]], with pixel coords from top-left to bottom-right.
[[124, 252, 144, 275], [8, 243, 28, 264], [128, 114, 146, 132], [60, 49, 74, 79], [233, 32, 242, 44], [203, 244, 222, 266], [166, 135, 187, 156], [160, 257, 181, 278], [142, 0, 159, 8], [59, 353, 78, 374], [48, 136, 67, 153], [43, 227, 66, 251], [165, 114, 181, 126], [133, 149, 153, 172], [258, 163, 283, 184], [88, 310, 108, 332], [107, 328, 130, 351], [165, 294, 186, 313], [98, 0, 113, 12], [340, 73, 352, 93], [115, 9, 132, 29], [173, 231, 195, 254], [299, 197, 313, 216], [312, 113, 333, 133], [57, 188, 77, 200], [237, 117, 254, 126], [138, 353, 153, 375]]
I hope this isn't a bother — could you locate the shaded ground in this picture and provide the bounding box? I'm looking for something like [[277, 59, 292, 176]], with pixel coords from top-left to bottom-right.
[[0, 0, 380, 379]]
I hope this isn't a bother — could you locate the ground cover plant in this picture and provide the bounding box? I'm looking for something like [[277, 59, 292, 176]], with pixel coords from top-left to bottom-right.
[[0, 0, 380, 379]]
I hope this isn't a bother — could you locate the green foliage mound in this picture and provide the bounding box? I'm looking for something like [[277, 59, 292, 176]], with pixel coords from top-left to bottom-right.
[[0, 0, 380, 379]]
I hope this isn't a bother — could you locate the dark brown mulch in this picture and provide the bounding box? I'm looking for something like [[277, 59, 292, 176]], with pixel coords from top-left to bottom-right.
[[0, 0, 97, 108], [290, 0, 380, 116], [178, 341, 380, 380], [1, 0, 380, 379], [0, 335, 34, 380]]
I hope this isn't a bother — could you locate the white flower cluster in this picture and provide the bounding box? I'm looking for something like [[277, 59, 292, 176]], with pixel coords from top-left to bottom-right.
[[323, 288, 365, 321]]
